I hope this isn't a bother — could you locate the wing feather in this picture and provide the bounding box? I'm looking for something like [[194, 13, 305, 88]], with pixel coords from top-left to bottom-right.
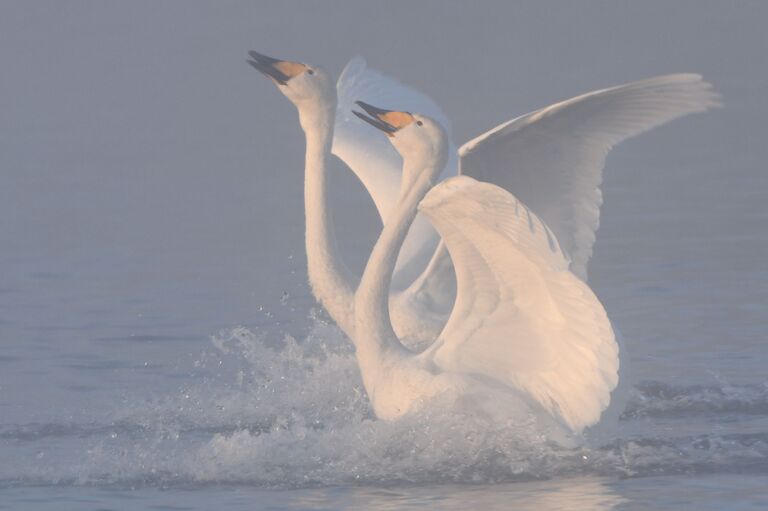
[[419, 176, 618, 431], [459, 74, 720, 279], [333, 57, 454, 218], [333, 57, 457, 284]]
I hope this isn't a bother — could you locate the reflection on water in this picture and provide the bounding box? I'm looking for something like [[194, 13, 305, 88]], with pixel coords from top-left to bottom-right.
[[3, 475, 768, 510], [0, 478, 626, 511], [288, 478, 625, 511]]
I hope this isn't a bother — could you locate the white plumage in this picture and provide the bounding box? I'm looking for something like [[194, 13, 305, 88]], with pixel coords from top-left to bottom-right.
[[331, 58, 719, 336], [419, 177, 617, 430], [458, 74, 721, 279], [248, 52, 718, 433], [350, 107, 616, 436]]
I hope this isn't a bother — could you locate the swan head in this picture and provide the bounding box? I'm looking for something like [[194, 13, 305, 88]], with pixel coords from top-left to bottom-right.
[[247, 51, 335, 110], [353, 101, 448, 185]]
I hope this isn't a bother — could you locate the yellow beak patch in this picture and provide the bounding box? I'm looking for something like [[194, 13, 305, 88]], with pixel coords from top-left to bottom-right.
[[378, 111, 415, 129], [273, 61, 308, 79]]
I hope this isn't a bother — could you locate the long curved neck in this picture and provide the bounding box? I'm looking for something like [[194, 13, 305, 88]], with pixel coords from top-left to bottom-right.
[[354, 156, 437, 374], [300, 100, 355, 336]]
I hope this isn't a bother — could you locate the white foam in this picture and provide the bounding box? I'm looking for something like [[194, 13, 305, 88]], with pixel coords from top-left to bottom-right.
[[3, 316, 768, 488]]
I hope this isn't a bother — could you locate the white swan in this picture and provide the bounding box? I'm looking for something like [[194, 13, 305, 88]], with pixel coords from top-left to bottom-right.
[[247, 51, 452, 341], [248, 51, 720, 343], [248, 52, 356, 336], [351, 102, 618, 438]]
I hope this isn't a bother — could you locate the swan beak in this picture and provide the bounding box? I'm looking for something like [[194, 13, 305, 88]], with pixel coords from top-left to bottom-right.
[[353, 101, 414, 137], [247, 51, 307, 86]]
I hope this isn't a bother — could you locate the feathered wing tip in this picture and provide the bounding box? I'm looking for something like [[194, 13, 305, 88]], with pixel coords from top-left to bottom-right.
[[338, 55, 368, 83], [335, 56, 369, 127], [335, 56, 453, 138], [564, 73, 721, 279], [630, 73, 722, 109], [455, 72, 721, 282], [331, 56, 458, 242], [460, 73, 721, 158]]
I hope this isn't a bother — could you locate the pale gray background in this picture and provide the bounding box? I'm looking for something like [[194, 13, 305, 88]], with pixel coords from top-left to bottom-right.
[[1, 0, 766, 411], [0, 2, 766, 507]]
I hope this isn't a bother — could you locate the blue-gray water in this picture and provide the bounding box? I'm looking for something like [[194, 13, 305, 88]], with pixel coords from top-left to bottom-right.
[[1, 1, 767, 509]]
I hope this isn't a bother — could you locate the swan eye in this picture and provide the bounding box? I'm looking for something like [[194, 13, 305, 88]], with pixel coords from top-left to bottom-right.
[[416, 120, 423, 126], [306, 69, 315, 75]]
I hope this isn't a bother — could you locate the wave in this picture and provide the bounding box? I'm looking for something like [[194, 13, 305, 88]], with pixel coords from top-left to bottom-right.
[[1, 319, 767, 489], [623, 381, 768, 418]]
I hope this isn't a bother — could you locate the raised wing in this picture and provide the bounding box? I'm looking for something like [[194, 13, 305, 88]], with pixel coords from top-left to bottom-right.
[[459, 74, 720, 279], [333, 57, 457, 286], [418, 176, 618, 432], [333, 56, 454, 219]]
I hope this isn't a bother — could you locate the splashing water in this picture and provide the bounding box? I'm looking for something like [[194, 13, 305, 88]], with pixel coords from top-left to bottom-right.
[[2, 313, 768, 490]]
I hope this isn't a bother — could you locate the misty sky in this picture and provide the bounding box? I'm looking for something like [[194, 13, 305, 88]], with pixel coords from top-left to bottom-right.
[[1, 1, 766, 327]]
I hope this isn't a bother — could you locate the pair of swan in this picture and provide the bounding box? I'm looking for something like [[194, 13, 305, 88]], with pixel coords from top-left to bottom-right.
[[247, 51, 719, 436]]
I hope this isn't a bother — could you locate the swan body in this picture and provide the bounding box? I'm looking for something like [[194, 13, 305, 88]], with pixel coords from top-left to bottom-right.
[[352, 104, 618, 437], [248, 51, 719, 346]]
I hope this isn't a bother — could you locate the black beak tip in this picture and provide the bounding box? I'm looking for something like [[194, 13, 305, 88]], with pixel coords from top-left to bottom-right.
[[355, 100, 377, 114], [354, 100, 394, 119], [246, 54, 289, 85], [353, 109, 396, 134], [248, 50, 268, 61]]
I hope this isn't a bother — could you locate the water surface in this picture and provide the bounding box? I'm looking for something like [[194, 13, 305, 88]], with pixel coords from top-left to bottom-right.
[[1, 1, 767, 509]]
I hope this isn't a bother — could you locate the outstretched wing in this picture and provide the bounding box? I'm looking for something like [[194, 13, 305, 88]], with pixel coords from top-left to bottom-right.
[[333, 57, 457, 286], [419, 176, 618, 432], [333, 56, 455, 219], [459, 74, 720, 279]]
